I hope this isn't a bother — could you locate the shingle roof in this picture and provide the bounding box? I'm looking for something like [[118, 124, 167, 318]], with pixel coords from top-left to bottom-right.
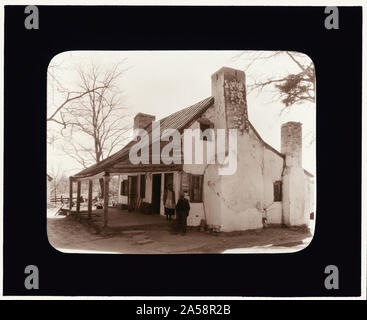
[[73, 96, 214, 178]]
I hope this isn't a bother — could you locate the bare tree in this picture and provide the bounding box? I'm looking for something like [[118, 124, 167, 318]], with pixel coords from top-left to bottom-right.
[[53, 61, 132, 196], [234, 51, 315, 111], [47, 63, 112, 127]]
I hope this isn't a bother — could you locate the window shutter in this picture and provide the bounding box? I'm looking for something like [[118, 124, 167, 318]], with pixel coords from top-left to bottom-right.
[[273, 181, 282, 202], [189, 174, 204, 203], [140, 174, 146, 198], [198, 175, 203, 202], [273, 182, 277, 200], [188, 173, 193, 200], [121, 180, 129, 196]]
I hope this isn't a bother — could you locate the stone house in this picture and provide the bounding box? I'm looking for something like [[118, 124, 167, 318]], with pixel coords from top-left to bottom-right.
[[70, 67, 314, 231]]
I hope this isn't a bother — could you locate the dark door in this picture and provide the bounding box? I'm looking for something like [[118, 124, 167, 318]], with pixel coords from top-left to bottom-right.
[[128, 175, 138, 211], [151, 174, 162, 214]]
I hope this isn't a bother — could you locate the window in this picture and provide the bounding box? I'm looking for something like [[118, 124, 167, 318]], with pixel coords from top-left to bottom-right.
[[190, 174, 203, 203], [121, 180, 128, 196], [273, 181, 282, 202], [199, 121, 214, 141], [140, 174, 146, 198]]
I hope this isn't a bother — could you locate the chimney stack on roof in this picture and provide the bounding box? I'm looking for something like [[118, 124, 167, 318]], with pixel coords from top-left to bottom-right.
[[133, 112, 156, 130], [281, 121, 302, 168], [211, 67, 249, 132]]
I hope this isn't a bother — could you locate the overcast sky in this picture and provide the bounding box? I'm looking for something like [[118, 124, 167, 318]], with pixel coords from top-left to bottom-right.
[[47, 50, 316, 176]]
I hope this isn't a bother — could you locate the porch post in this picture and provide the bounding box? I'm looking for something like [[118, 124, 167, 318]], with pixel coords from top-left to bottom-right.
[[88, 179, 93, 220], [103, 173, 110, 228], [69, 177, 73, 214], [76, 180, 81, 214]]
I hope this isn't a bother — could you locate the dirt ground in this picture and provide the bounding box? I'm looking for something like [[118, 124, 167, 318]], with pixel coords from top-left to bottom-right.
[[47, 209, 313, 254]]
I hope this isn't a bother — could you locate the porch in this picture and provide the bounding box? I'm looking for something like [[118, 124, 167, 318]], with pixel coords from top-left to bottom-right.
[[68, 165, 183, 228], [68, 207, 171, 231]]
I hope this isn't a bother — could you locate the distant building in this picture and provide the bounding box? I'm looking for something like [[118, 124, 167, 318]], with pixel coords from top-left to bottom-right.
[[70, 67, 314, 231]]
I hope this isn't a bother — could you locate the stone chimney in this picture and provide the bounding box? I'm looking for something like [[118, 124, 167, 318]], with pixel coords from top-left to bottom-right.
[[281, 121, 307, 226], [133, 112, 156, 130], [281, 122, 302, 168], [211, 67, 249, 132]]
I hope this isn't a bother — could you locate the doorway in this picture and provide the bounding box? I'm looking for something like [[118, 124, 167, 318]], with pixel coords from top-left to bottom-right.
[[151, 174, 162, 214]]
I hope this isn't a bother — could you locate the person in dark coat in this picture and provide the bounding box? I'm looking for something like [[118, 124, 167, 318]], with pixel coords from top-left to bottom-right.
[[163, 184, 176, 220], [175, 191, 190, 234]]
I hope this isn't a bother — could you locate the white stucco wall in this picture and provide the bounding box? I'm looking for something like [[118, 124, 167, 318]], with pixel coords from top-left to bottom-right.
[[215, 127, 265, 231], [182, 111, 286, 231]]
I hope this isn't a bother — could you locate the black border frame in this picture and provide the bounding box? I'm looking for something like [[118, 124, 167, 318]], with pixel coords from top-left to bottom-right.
[[3, 5, 362, 297]]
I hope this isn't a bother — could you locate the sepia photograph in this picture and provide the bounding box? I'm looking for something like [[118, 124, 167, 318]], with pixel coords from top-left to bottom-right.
[[2, 2, 364, 301], [46, 50, 316, 254]]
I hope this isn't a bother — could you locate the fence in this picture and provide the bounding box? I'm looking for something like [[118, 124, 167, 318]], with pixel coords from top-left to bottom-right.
[[50, 195, 119, 206], [50, 196, 77, 204]]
